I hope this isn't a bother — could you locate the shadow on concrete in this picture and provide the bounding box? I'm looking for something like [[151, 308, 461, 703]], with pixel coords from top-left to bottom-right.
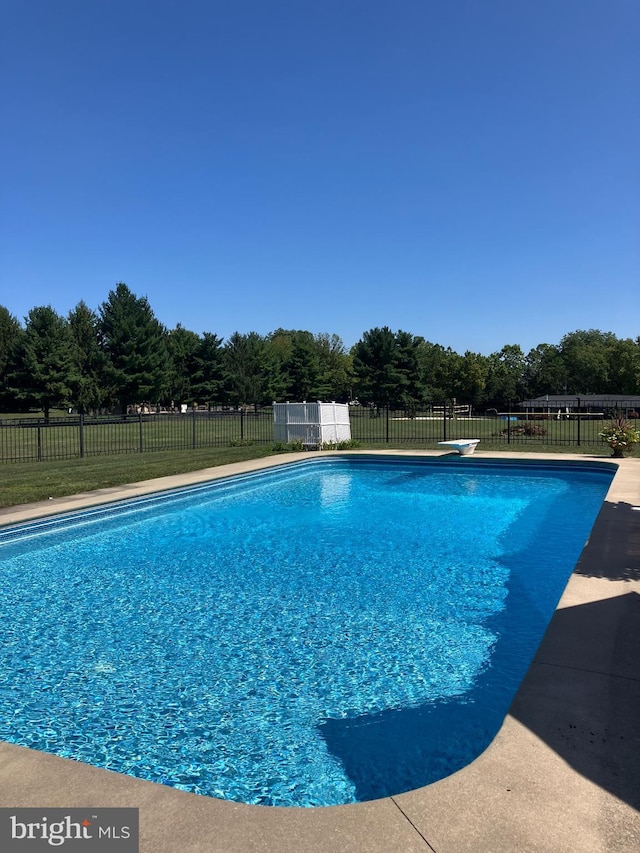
[[510, 591, 640, 812], [573, 500, 640, 581]]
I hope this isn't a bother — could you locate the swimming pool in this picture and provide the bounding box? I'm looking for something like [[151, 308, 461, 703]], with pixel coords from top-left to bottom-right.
[[0, 455, 614, 807]]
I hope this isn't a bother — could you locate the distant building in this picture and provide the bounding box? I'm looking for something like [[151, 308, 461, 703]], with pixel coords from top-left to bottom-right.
[[518, 395, 640, 417]]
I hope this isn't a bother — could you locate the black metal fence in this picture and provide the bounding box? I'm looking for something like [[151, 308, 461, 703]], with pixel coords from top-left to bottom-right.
[[348, 402, 636, 449], [0, 410, 274, 464], [1, 401, 636, 463]]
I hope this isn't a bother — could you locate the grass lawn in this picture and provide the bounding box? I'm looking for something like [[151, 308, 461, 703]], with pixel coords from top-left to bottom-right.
[[0, 446, 278, 509]]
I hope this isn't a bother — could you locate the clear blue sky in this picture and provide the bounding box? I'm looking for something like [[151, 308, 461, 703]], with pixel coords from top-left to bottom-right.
[[2, 0, 638, 354]]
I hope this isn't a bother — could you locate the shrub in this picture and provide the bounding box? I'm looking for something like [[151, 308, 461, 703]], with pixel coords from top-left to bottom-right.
[[493, 423, 547, 438], [272, 439, 305, 452], [321, 439, 362, 450], [521, 423, 548, 436]]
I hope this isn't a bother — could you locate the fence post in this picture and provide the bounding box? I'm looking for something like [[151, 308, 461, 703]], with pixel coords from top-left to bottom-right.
[[79, 414, 84, 458], [138, 412, 144, 454], [37, 424, 42, 462], [442, 401, 447, 442], [507, 401, 512, 444], [576, 397, 581, 446], [240, 408, 245, 441], [192, 406, 197, 449], [385, 406, 389, 443]]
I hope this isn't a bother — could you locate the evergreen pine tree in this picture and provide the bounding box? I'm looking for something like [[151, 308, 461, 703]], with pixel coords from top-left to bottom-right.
[[99, 282, 170, 412], [9, 306, 76, 418], [0, 305, 24, 411], [68, 300, 107, 413]]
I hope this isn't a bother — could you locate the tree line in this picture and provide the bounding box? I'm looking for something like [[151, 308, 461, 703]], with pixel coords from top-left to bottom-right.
[[0, 282, 638, 417]]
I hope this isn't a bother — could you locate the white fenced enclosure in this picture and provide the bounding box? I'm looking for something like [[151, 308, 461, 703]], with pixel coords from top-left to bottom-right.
[[273, 402, 352, 448]]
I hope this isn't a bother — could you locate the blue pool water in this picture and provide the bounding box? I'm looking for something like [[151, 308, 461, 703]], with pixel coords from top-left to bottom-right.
[[0, 456, 614, 806]]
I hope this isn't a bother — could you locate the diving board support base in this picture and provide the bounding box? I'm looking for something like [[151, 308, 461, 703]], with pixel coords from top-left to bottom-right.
[[438, 439, 480, 456]]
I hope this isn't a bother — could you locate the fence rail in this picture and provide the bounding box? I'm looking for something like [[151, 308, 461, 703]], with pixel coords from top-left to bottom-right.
[[0, 401, 636, 463]]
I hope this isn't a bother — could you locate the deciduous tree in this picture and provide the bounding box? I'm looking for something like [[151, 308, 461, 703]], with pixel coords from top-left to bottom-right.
[[524, 343, 567, 398], [485, 344, 526, 409], [605, 337, 640, 396], [558, 330, 617, 394], [313, 333, 353, 401]]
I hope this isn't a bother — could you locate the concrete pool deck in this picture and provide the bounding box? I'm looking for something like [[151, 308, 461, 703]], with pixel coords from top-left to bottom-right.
[[0, 450, 638, 852]]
